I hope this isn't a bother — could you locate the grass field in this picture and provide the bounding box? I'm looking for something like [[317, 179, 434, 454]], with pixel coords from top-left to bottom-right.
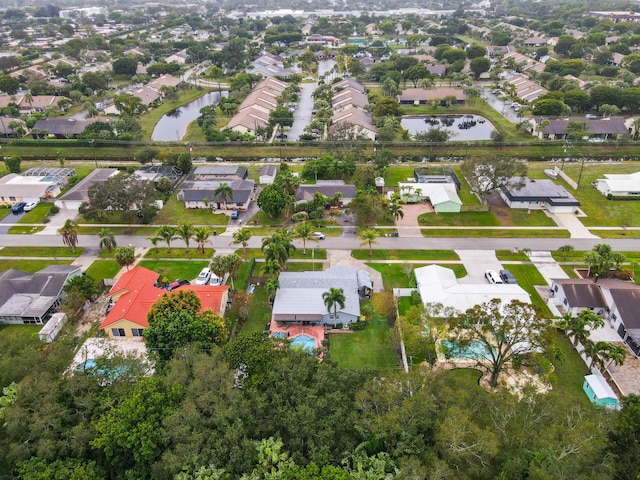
[[329, 305, 398, 370], [0, 259, 72, 272], [590, 229, 640, 239], [76, 226, 160, 236], [243, 248, 327, 260], [14, 203, 51, 224], [8, 225, 46, 234], [506, 264, 551, 316], [137, 260, 209, 283], [352, 249, 459, 261], [422, 228, 570, 238], [547, 331, 591, 407], [241, 285, 271, 333], [144, 248, 215, 259], [154, 195, 230, 226], [0, 246, 84, 257], [85, 260, 122, 284], [495, 249, 530, 261]]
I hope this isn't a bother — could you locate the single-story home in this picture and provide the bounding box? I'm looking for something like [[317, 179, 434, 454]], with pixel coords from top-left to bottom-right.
[[415, 265, 530, 313], [99, 266, 229, 340], [31, 118, 102, 139], [538, 117, 628, 141], [398, 88, 465, 106], [271, 267, 366, 327], [397, 182, 462, 213], [499, 177, 580, 213], [295, 180, 356, 205], [550, 278, 640, 356], [0, 167, 76, 205], [55, 168, 119, 210], [178, 178, 255, 210], [189, 165, 248, 181], [331, 105, 377, 141], [259, 164, 277, 184], [595, 171, 640, 198], [0, 265, 82, 324], [132, 165, 182, 186]]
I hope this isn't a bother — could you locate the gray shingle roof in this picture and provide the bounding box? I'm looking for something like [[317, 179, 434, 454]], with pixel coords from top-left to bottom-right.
[[501, 178, 580, 206]]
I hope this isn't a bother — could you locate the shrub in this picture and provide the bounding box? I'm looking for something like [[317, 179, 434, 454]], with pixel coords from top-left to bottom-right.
[[410, 290, 422, 305], [349, 321, 367, 331], [335, 322, 343, 330], [48, 205, 60, 216]]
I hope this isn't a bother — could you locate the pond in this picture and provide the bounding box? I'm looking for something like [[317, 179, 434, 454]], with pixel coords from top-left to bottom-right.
[[401, 114, 495, 141], [151, 90, 228, 141]]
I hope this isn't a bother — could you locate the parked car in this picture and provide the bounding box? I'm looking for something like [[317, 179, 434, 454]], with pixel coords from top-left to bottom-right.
[[195, 267, 212, 285], [586, 114, 599, 119], [230, 210, 239, 220], [11, 202, 26, 214], [310, 232, 325, 240], [23, 201, 38, 212], [168, 279, 190, 291], [499, 269, 517, 284], [210, 274, 222, 286], [485, 269, 503, 284]]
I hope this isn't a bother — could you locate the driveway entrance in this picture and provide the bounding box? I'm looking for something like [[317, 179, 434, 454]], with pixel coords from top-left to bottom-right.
[[396, 203, 432, 238]]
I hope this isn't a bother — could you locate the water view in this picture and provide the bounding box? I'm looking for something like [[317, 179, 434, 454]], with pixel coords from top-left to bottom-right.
[[151, 90, 228, 141], [401, 114, 495, 141]]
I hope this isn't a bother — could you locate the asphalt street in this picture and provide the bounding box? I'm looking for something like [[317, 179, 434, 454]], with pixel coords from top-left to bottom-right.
[[2, 233, 639, 252]]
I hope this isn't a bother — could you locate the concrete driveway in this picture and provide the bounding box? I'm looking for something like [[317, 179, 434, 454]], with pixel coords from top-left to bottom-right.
[[396, 203, 432, 238], [456, 250, 503, 283], [0, 210, 24, 234], [327, 249, 384, 292]]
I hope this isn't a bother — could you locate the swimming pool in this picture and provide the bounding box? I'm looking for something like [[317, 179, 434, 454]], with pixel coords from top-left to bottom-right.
[[442, 340, 492, 359], [291, 334, 316, 352]]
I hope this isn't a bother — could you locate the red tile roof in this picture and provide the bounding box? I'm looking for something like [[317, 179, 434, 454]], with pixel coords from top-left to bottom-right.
[[100, 266, 229, 330]]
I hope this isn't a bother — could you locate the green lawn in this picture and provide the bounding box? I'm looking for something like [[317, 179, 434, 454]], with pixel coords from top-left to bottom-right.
[[154, 194, 230, 226], [352, 249, 459, 261], [14, 203, 51, 224], [144, 248, 215, 259], [547, 332, 591, 407], [234, 260, 254, 291], [283, 262, 323, 272], [0, 259, 72, 272], [550, 250, 640, 264], [419, 211, 499, 226], [0, 246, 84, 257], [590, 229, 640, 239], [422, 228, 570, 238], [506, 264, 551, 316], [137, 260, 209, 283], [329, 310, 398, 370], [241, 285, 271, 333], [8, 225, 46, 234], [76, 226, 159, 236], [0, 324, 41, 343], [242, 248, 327, 260], [85, 260, 122, 284], [495, 249, 530, 261], [368, 263, 467, 290]]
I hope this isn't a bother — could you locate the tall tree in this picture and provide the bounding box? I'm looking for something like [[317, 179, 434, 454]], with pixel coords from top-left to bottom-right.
[[232, 227, 252, 255], [98, 228, 116, 252], [322, 287, 346, 322], [213, 182, 234, 210], [115, 246, 135, 271], [158, 226, 178, 253], [265, 277, 279, 304], [176, 222, 194, 252], [147, 235, 161, 253], [295, 223, 318, 255], [461, 157, 528, 203], [449, 299, 551, 387], [193, 226, 212, 254], [359, 228, 380, 257], [58, 219, 79, 252]]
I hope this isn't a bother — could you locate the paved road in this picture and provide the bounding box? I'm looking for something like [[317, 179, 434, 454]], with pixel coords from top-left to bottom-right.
[[2, 233, 639, 252], [481, 88, 520, 123], [288, 82, 317, 141]]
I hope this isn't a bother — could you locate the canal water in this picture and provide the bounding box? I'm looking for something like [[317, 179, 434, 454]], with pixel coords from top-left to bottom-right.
[[151, 90, 228, 141], [401, 114, 495, 141]]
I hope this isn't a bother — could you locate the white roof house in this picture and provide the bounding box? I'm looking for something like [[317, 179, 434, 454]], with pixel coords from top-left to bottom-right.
[[397, 182, 462, 213], [415, 265, 530, 313], [595, 171, 640, 198]]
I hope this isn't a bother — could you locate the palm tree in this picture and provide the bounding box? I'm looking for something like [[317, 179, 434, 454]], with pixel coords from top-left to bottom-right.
[[225, 253, 242, 291], [232, 228, 252, 255], [389, 201, 404, 224], [261, 229, 296, 269], [359, 228, 380, 257], [322, 287, 346, 324], [193, 226, 211, 254], [147, 235, 161, 253], [58, 219, 79, 252], [98, 228, 116, 252], [213, 182, 234, 210], [157, 225, 178, 253], [265, 277, 279, 304], [295, 223, 318, 255], [587, 341, 627, 371], [557, 310, 604, 346], [262, 260, 282, 277], [176, 222, 194, 251]]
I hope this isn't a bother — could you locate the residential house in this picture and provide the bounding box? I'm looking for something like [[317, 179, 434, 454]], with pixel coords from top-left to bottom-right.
[[396, 182, 462, 213], [0, 117, 25, 137], [331, 105, 377, 140], [164, 49, 189, 65], [538, 117, 627, 141], [499, 177, 580, 213], [247, 53, 294, 78], [132, 165, 182, 186], [131, 85, 162, 107], [55, 168, 120, 210], [189, 165, 248, 181], [329, 79, 376, 140], [295, 180, 356, 205], [99, 266, 229, 339], [595, 171, 640, 197], [17, 95, 68, 114], [523, 37, 549, 47], [0, 167, 75, 205], [398, 88, 465, 106], [550, 278, 640, 356], [0, 265, 82, 324], [178, 178, 255, 210], [259, 164, 277, 184], [415, 265, 531, 313], [504, 74, 548, 102], [32, 118, 102, 139], [227, 77, 288, 134], [147, 74, 183, 91]]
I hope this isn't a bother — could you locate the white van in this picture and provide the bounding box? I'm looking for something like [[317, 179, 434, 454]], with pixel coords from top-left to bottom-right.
[[485, 270, 503, 284], [195, 267, 212, 285]]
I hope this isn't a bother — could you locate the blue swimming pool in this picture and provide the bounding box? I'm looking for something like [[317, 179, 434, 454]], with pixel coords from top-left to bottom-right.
[[442, 340, 492, 359], [291, 334, 316, 352]]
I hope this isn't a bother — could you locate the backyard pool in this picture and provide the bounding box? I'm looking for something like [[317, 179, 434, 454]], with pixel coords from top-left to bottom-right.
[[401, 115, 495, 141], [442, 340, 493, 359], [291, 334, 316, 352]]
